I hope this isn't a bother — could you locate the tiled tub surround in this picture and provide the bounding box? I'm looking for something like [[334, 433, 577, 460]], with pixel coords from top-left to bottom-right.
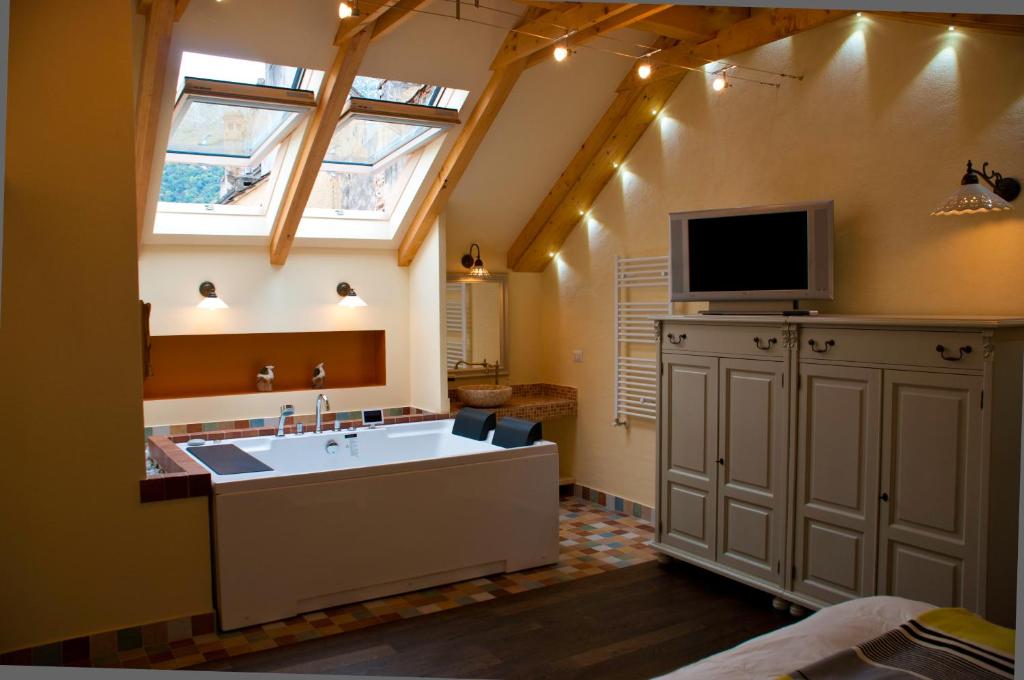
[[141, 407, 450, 503], [448, 383, 577, 421], [0, 499, 654, 669], [141, 389, 577, 502]]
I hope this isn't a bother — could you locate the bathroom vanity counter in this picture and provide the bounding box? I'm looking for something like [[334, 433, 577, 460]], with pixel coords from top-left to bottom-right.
[[449, 383, 577, 422]]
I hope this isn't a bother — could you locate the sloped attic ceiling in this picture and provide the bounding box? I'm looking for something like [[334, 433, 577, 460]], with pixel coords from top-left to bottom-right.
[[444, 31, 645, 272]]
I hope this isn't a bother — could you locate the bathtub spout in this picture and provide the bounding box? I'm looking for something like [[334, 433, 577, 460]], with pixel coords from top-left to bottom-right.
[[315, 394, 331, 434], [276, 404, 295, 437]]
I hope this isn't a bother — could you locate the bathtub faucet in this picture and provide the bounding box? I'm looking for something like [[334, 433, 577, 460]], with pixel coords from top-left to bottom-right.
[[315, 394, 331, 434], [276, 404, 295, 437]]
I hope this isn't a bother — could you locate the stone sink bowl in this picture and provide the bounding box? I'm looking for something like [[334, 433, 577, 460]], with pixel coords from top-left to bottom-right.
[[456, 384, 513, 408]]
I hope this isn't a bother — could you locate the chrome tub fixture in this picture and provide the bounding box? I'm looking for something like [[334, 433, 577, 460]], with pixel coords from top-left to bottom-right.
[[276, 404, 295, 437]]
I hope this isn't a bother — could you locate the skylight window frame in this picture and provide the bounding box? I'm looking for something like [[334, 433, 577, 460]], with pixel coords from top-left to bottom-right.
[[166, 77, 316, 167], [303, 97, 460, 222], [322, 97, 461, 173]]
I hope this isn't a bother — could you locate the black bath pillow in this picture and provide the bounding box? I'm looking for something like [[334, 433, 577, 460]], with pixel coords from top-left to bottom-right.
[[452, 407, 497, 441], [491, 417, 542, 449]]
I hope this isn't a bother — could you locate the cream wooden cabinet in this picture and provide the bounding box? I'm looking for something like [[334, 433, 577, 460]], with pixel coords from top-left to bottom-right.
[[793, 363, 881, 604], [655, 315, 1024, 626]]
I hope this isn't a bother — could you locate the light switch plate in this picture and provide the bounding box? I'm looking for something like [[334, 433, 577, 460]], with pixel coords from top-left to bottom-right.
[[572, 350, 584, 363]]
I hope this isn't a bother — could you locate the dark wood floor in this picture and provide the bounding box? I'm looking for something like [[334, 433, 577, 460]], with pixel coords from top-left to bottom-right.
[[195, 559, 793, 679]]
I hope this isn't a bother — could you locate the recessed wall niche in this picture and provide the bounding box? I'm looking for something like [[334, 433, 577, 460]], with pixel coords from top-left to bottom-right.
[[144, 330, 386, 400]]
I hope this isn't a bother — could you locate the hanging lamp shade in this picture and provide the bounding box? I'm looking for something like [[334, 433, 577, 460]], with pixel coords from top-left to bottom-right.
[[932, 161, 1018, 216], [932, 181, 1012, 216]]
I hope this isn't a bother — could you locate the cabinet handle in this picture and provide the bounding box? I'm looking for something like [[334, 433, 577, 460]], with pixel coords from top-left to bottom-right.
[[935, 344, 972, 362], [879, 492, 889, 502], [807, 339, 835, 353], [716, 458, 725, 466], [752, 336, 777, 351], [667, 333, 686, 345]]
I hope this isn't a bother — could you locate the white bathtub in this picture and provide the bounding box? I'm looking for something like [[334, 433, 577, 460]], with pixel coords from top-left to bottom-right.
[[179, 419, 560, 630]]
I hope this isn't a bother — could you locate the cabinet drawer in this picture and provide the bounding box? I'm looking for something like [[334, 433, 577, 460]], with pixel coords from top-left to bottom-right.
[[663, 323, 786, 359], [798, 328, 985, 370]]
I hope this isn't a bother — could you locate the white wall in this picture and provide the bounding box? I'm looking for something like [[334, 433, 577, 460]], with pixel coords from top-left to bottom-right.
[[408, 218, 448, 414], [139, 245, 411, 425]]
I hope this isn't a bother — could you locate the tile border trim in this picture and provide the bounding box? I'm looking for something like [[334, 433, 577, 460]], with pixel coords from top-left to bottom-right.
[[568, 483, 654, 523]]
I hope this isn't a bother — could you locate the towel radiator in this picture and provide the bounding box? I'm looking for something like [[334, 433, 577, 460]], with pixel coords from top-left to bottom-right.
[[446, 282, 469, 370], [614, 255, 671, 424]]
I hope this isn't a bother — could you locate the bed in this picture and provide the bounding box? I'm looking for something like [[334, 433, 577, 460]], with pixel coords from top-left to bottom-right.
[[658, 596, 935, 679]]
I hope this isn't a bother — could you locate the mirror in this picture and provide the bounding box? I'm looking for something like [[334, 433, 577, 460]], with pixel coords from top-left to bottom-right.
[[446, 272, 508, 378]]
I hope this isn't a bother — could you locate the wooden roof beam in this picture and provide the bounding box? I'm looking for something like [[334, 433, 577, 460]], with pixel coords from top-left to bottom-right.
[[523, 4, 674, 69], [269, 28, 375, 265], [507, 37, 681, 272], [633, 5, 751, 43], [134, 0, 189, 244], [334, 0, 431, 44], [510, 8, 855, 272], [490, 3, 638, 71], [618, 8, 852, 91]]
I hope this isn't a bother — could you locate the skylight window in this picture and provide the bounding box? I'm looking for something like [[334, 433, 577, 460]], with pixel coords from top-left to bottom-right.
[[303, 86, 465, 221], [158, 53, 317, 214], [154, 60, 470, 241]]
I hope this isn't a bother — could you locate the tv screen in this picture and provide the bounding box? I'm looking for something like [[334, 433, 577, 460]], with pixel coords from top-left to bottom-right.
[[687, 211, 809, 292], [669, 201, 834, 302]]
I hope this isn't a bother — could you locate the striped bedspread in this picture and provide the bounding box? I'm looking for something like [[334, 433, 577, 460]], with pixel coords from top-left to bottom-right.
[[782, 607, 1014, 679]]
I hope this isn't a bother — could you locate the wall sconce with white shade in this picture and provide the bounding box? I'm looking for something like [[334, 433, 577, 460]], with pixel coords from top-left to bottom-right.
[[461, 243, 490, 278], [337, 282, 367, 308], [932, 161, 1020, 216], [196, 281, 228, 310]]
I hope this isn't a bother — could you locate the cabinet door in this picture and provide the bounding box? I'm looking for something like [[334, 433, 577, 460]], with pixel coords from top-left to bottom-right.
[[717, 358, 787, 585], [660, 354, 718, 561], [877, 370, 983, 610], [793, 364, 881, 604]]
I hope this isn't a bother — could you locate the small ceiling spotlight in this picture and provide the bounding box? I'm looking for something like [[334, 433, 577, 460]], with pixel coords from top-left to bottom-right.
[[548, 250, 557, 258], [461, 243, 490, 278], [336, 282, 367, 308], [856, 11, 863, 16], [637, 61, 652, 79], [338, 0, 358, 18], [932, 161, 1020, 216], [197, 281, 228, 310], [712, 74, 728, 91], [553, 43, 570, 62], [948, 25, 955, 31]]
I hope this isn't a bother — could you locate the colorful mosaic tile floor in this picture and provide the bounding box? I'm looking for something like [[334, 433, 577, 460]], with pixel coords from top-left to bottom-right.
[[99, 498, 656, 670]]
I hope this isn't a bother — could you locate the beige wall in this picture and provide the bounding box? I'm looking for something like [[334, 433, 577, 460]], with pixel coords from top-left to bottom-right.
[[139, 245, 413, 425], [536, 16, 1024, 506], [408, 219, 448, 414], [0, 0, 211, 653]]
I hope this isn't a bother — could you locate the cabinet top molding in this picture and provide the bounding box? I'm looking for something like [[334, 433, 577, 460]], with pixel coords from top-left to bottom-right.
[[656, 315, 1024, 329]]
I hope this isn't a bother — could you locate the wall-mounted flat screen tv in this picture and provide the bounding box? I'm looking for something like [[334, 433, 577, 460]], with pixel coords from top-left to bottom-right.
[[670, 201, 834, 302]]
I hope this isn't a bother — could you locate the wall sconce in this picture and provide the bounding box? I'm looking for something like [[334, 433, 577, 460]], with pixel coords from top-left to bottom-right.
[[337, 282, 367, 308], [196, 281, 228, 310], [460, 243, 490, 278], [932, 161, 1020, 216]]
